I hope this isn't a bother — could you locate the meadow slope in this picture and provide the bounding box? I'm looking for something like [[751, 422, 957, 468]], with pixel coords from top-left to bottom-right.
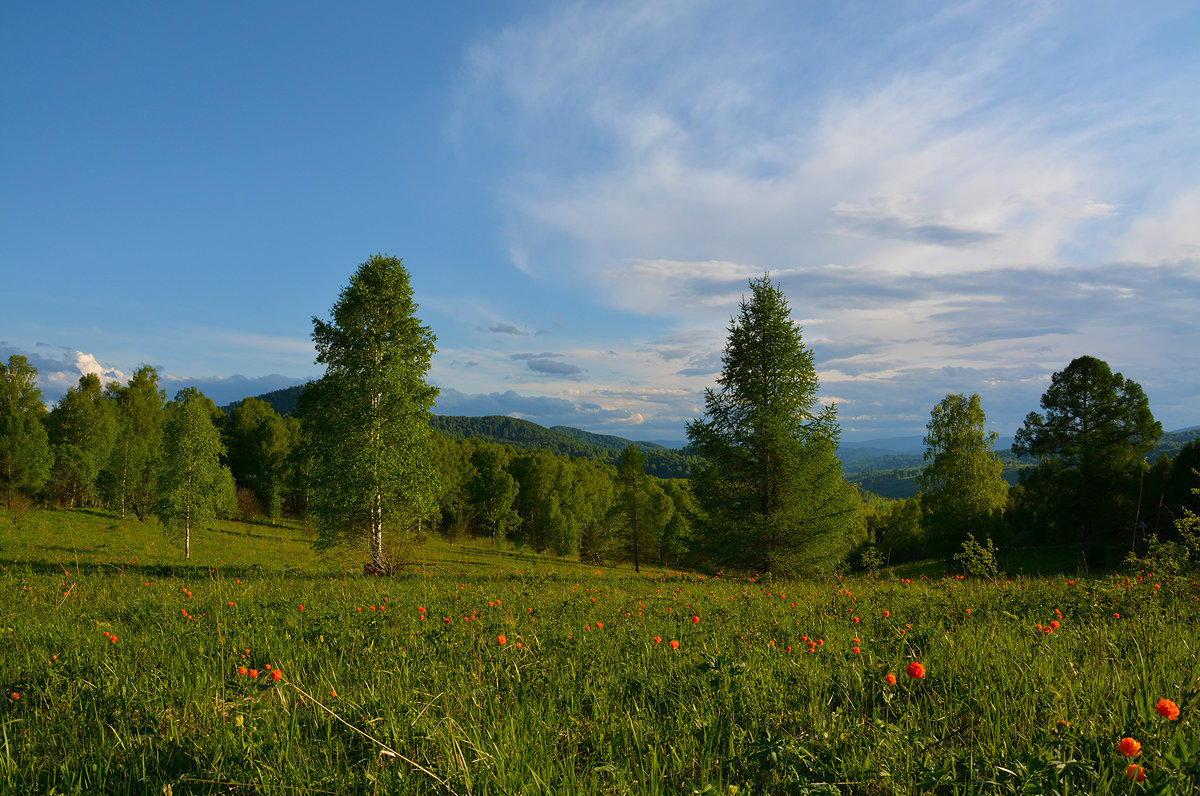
[[1, 509, 1197, 794]]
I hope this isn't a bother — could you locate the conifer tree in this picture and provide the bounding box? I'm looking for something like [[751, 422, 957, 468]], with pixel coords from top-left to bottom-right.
[[686, 276, 860, 574]]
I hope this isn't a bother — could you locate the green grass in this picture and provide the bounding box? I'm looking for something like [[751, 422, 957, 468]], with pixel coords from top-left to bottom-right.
[[2, 509, 1198, 794]]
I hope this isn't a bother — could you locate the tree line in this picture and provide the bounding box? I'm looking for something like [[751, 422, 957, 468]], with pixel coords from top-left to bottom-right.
[[3, 255, 1197, 575], [0, 355, 697, 567]]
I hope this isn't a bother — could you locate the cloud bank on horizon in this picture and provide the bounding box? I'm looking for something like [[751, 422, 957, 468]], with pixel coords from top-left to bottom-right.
[[3, 1, 1197, 441]]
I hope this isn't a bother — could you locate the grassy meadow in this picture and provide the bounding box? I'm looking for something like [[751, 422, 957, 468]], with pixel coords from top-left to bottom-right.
[[1, 509, 1198, 795]]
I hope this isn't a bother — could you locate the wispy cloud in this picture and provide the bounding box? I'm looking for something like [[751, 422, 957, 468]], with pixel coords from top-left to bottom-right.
[[445, 0, 1200, 437]]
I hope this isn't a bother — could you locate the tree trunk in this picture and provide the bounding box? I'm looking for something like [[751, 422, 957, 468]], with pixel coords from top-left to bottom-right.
[[371, 488, 385, 572]]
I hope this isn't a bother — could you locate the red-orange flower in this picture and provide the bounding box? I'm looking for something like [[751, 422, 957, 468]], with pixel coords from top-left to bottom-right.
[[248, 669, 258, 678], [1124, 763, 1146, 782], [653, 636, 662, 644], [885, 673, 897, 686], [271, 670, 283, 682], [906, 661, 925, 679], [1118, 737, 1142, 757], [669, 640, 679, 650], [497, 634, 507, 645], [238, 666, 248, 675], [1155, 699, 1180, 720], [692, 615, 700, 624]]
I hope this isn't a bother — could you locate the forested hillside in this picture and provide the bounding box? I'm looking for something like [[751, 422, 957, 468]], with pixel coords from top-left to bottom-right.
[[430, 415, 698, 479], [229, 389, 698, 479]]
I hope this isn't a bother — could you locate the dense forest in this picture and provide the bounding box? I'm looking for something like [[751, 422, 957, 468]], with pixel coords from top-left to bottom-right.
[[3, 354, 1199, 573], [1, 352, 1196, 574], [3, 264, 1198, 578]]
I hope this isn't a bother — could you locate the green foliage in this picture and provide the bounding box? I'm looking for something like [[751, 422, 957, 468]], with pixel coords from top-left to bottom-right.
[[303, 254, 440, 571], [0, 355, 52, 507], [1013, 356, 1162, 550], [919, 393, 1009, 558], [224, 396, 292, 521], [952, 532, 1000, 580], [613, 445, 676, 572], [863, 495, 926, 563], [98, 366, 166, 520], [155, 388, 236, 559], [687, 276, 861, 575], [431, 414, 699, 478], [857, 544, 885, 574], [44, 373, 117, 509], [467, 443, 520, 543], [222, 383, 305, 418], [1126, 467, 1200, 577]]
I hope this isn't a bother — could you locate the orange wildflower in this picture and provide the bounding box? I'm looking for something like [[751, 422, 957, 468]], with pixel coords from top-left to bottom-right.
[[1118, 737, 1142, 757], [906, 661, 926, 679], [238, 666, 248, 675], [497, 635, 507, 645], [1124, 763, 1146, 782], [271, 670, 283, 682], [1155, 699, 1180, 720], [669, 640, 679, 650], [885, 673, 897, 686], [248, 669, 258, 678], [653, 636, 662, 644], [692, 615, 700, 624]]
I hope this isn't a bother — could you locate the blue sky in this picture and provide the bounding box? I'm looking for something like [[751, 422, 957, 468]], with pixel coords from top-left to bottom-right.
[[3, 1, 1198, 444]]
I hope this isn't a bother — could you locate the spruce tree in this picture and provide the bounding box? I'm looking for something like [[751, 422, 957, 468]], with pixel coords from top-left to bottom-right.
[[686, 276, 860, 575]]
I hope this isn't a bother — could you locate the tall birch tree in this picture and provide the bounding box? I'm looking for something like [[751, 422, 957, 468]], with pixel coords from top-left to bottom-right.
[[302, 254, 439, 571], [156, 388, 234, 559]]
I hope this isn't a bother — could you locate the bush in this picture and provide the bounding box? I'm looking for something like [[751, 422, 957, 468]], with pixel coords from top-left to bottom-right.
[[953, 533, 1000, 580]]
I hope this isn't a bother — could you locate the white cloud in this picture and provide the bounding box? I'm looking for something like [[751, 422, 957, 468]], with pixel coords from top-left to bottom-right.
[[447, 1, 1200, 437], [1118, 186, 1200, 265]]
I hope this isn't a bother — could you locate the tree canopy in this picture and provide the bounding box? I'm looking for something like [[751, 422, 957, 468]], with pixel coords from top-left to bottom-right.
[[1013, 355, 1162, 552], [0, 355, 52, 508], [156, 388, 235, 559], [302, 254, 440, 571], [686, 276, 861, 575], [918, 393, 1008, 558]]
